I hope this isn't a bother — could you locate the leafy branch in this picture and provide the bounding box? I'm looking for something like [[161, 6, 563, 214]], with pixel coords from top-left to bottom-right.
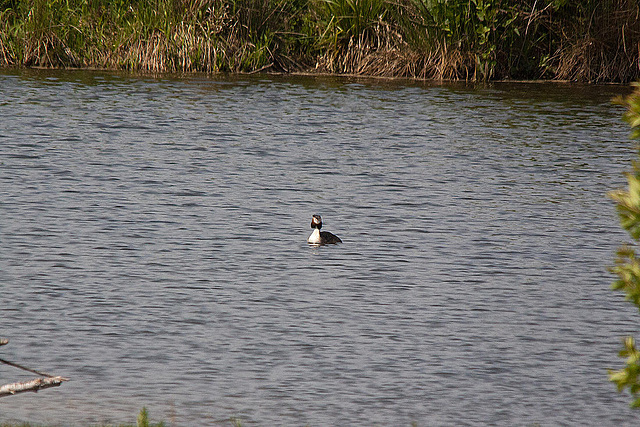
[[609, 82, 640, 406]]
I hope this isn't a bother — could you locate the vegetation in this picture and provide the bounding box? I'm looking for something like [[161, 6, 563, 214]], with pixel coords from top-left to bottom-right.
[[0, 407, 167, 427], [610, 82, 640, 406], [0, 0, 638, 80]]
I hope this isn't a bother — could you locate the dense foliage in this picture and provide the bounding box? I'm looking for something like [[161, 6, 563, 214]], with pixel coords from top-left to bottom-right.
[[610, 82, 640, 406], [0, 0, 638, 80]]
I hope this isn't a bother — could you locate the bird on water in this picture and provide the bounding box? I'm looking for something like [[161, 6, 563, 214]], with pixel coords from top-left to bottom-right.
[[307, 214, 342, 245]]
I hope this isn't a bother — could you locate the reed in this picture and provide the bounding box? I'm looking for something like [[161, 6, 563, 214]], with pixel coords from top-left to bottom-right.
[[548, 0, 640, 82], [0, 0, 312, 72], [0, 0, 638, 81]]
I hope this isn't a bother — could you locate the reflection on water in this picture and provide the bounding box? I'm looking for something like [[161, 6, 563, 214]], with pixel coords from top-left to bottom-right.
[[0, 69, 637, 425]]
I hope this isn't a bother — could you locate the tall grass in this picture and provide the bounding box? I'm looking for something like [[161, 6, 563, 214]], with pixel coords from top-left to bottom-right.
[[0, 0, 313, 72], [389, 0, 523, 79], [547, 0, 640, 82], [390, 0, 640, 81], [0, 0, 638, 81]]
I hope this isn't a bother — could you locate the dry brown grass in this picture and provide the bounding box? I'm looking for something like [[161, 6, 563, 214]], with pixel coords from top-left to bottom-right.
[[1, 0, 639, 81], [314, 26, 476, 81], [551, 0, 640, 82]]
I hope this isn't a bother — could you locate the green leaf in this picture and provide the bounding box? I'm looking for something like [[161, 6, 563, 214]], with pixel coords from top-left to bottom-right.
[[611, 82, 640, 408]]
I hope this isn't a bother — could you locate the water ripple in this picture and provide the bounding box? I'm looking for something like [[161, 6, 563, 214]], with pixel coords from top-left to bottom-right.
[[0, 70, 636, 426]]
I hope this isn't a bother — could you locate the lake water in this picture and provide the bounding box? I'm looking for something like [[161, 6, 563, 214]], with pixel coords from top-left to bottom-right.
[[1, 69, 638, 425]]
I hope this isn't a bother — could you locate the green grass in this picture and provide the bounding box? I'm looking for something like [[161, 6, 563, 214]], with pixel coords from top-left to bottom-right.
[[0, 408, 166, 427], [0, 409, 250, 427], [0, 0, 638, 81]]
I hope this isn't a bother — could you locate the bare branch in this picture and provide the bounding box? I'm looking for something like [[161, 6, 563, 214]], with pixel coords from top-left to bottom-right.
[[0, 376, 69, 398], [0, 357, 56, 377]]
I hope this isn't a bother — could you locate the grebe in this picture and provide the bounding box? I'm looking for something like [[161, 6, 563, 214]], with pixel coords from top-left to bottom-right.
[[307, 214, 342, 245]]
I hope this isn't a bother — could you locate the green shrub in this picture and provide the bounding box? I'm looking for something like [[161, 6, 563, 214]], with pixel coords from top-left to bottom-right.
[[610, 82, 640, 407]]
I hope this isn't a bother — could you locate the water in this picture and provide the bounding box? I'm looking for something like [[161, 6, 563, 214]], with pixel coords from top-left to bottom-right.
[[0, 69, 637, 425]]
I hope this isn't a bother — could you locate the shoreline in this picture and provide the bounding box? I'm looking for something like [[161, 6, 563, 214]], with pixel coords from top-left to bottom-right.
[[1, 65, 632, 87]]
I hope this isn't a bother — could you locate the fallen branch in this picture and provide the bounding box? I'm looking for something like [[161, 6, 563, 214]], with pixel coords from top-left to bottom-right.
[[0, 337, 69, 397], [247, 62, 274, 74], [0, 376, 69, 397]]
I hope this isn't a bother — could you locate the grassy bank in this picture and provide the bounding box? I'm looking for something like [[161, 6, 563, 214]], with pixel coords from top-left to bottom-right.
[[0, 0, 638, 81], [0, 407, 181, 427]]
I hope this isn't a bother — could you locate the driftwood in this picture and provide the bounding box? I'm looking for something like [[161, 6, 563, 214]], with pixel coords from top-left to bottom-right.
[[0, 376, 68, 397], [0, 338, 68, 397]]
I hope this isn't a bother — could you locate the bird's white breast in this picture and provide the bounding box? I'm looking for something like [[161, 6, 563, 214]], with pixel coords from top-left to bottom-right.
[[308, 228, 321, 244]]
